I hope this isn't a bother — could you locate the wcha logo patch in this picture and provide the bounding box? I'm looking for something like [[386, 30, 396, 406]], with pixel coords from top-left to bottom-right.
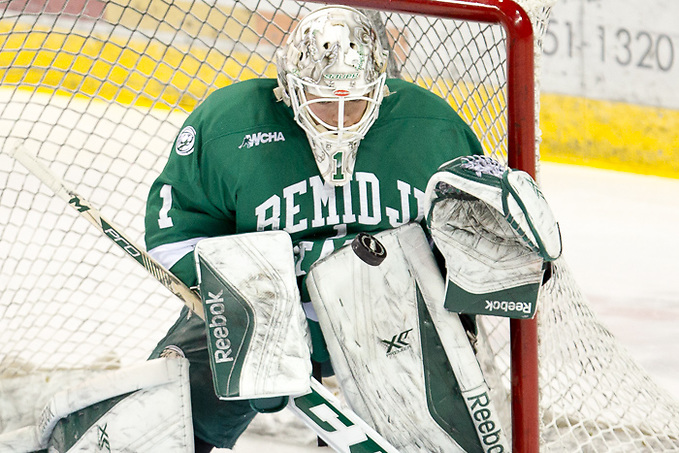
[[238, 131, 285, 149]]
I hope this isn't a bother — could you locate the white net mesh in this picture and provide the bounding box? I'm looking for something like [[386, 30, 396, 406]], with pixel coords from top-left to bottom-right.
[[1, 0, 678, 450]]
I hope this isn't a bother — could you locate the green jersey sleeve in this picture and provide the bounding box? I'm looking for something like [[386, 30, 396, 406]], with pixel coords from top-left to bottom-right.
[[145, 110, 236, 287]]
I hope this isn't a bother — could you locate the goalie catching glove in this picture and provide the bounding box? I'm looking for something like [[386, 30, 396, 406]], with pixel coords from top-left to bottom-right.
[[424, 155, 562, 319]]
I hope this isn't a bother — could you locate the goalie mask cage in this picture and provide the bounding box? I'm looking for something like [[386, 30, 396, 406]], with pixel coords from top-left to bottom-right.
[[1, 0, 678, 451]]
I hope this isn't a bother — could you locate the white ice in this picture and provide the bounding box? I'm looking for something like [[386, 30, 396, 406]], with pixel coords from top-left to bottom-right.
[[225, 162, 679, 451], [539, 162, 679, 401]]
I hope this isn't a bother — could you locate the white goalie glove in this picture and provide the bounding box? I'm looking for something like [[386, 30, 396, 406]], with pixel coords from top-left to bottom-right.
[[424, 155, 562, 318]]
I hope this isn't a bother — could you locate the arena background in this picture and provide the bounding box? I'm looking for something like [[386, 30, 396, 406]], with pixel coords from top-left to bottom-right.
[[3, 0, 677, 177], [539, 0, 679, 179]]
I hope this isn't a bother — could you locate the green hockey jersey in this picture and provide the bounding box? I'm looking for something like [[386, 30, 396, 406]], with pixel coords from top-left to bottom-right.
[[145, 76, 482, 309]]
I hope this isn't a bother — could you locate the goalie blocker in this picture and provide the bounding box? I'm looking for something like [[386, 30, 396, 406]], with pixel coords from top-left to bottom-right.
[[194, 231, 312, 406], [425, 155, 562, 319]]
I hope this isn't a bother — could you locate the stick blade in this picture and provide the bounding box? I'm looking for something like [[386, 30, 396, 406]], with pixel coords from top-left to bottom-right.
[[9, 143, 67, 197]]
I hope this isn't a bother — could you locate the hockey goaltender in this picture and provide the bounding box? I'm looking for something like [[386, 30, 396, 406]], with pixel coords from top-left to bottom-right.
[[144, 5, 561, 451]]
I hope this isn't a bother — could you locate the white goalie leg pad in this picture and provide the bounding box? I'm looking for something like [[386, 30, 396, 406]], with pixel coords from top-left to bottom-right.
[[306, 223, 509, 453], [194, 231, 311, 400], [0, 358, 193, 452]]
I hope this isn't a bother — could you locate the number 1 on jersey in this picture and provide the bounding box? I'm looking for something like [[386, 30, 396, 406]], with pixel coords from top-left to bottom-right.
[[332, 151, 344, 182], [158, 183, 174, 229]]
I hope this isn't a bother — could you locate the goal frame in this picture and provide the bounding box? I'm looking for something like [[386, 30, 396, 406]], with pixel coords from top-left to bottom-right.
[[1, 0, 538, 449], [304, 1, 538, 451], [314, 0, 538, 450]]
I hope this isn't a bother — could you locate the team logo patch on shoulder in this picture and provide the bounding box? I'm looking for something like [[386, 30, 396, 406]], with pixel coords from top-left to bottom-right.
[[238, 131, 286, 149], [176, 126, 196, 156]]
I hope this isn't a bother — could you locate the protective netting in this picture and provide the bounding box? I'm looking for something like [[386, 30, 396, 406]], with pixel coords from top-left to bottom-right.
[[1, 0, 678, 450]]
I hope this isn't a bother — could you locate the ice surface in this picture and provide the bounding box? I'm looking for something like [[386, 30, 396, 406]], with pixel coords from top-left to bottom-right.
[[539, 162, 679, 401]]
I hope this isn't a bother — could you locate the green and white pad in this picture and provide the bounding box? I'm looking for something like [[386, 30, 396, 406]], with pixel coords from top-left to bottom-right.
[[194, 231, 311, 400], [306, 223, 509, 453], [425, 155, 562, 319], [0, 358, 193, 453]]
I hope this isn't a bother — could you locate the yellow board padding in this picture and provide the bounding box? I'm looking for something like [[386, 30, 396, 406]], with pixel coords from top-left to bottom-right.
[[0, 24, 507, 152], [3, 23, 677, 178], [540, 94, 679, 179], [0, 22, 277, 111]]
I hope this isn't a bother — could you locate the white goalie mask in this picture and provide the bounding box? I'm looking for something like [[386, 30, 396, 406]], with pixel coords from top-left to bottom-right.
[[275, 6, 388, 186]]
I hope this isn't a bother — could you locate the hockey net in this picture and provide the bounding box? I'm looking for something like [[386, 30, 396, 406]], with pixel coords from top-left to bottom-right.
[[1, 0, 678, 450]]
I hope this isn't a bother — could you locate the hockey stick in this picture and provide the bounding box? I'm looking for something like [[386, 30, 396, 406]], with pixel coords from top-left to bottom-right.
[[10, 143, 399, 453]]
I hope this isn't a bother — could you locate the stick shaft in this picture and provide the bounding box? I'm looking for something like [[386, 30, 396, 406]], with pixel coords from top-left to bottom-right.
[[11, 144, 205, 319]]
